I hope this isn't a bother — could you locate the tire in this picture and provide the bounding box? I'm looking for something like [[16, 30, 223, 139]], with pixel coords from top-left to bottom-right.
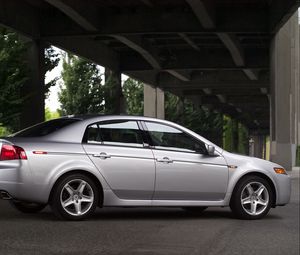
[[182, 206, 208, 213], [10, 200, 46, 214], [50, 173, 99, 221], [230, 175, 273, 220]]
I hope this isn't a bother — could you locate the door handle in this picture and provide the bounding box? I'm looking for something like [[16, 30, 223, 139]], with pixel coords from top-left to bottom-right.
[[157, 157, 173, 164], [93, 152, 111, 159]]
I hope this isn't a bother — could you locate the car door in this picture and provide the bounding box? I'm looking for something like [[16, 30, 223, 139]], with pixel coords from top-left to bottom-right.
[[143, 121, 228, 201], [83, 120, 155, 200]]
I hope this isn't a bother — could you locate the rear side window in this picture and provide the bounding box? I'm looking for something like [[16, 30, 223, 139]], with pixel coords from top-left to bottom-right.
[[13, 118, 81, 137], [84, 120, 144, 148]]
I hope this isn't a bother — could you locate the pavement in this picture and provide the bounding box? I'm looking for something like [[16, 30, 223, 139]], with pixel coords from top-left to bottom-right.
[[0, 174, 299, 255]]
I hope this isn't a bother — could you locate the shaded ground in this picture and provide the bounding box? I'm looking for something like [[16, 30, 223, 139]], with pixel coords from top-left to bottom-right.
[[0, 176, 299, 255]]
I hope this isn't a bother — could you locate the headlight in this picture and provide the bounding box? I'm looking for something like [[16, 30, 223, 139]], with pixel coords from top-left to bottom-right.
[[274, 167, 287, 175]]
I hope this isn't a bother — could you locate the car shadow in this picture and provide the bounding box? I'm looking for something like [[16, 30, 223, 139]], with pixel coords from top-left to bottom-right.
[[0, 202, 283, 221]]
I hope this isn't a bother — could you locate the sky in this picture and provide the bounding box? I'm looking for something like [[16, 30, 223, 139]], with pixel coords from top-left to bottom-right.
[[45, 47, 63, 111]]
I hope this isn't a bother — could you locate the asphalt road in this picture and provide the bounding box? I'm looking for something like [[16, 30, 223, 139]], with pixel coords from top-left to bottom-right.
[[0, 177, 299, 255]]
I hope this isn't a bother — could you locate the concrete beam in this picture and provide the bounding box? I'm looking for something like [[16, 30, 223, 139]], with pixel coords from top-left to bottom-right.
[[186, 1, 258, 81], [121, 49, 269, 72], [216, 94, 227, 103], [42, 8, 269, 37], [0, 0, 40, 38], [243, 69, 259, 81], [48, 37, 120, 71], [217, 33, 244, 66], [217, 33, 259, 80], [112, 35, 161, 69], [185, 0, 215, 29], [113, 35, 190, 82], [178, 33, 200, 51], [163, 83, 268, 90], [140, 0, 153, 7], [45, 0, 98, 32], [270, 0, 300, 33], [165, 70, 191, 82]]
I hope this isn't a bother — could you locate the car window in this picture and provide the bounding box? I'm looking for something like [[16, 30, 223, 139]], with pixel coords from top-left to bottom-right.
[[13, 118, 81, 137], [84, 120, 144, 148], [145, 122, 207, 154]]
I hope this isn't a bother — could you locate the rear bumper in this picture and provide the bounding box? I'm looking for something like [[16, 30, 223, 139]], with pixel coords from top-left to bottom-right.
[[0, 160, 34, 202]]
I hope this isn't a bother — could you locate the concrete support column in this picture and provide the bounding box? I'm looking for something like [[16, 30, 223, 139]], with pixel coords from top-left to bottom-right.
[[104, 69, 126, 114], [252, 135, 265, 159], [144, 84, 165, 119], [20, 39, 45, 129], [270, 13, 300, 170]]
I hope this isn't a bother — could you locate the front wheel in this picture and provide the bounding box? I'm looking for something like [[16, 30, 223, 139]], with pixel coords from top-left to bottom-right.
[[230, 175, 273, 220], [50, 174, 99, 220], [10, 201, 46, 214]]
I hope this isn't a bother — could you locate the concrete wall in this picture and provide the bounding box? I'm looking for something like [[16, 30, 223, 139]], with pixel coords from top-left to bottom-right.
[[270, 12, 300, 170]]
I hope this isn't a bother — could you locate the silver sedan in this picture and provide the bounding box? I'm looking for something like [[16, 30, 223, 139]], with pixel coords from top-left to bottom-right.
[[0, 115, 291, 220]]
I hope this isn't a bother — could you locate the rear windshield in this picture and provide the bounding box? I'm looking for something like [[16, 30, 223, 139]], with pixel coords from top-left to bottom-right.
[[12, 118, 81, 137]]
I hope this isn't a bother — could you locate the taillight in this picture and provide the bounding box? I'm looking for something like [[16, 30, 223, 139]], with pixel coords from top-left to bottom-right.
[[0, 144, 27, 160]]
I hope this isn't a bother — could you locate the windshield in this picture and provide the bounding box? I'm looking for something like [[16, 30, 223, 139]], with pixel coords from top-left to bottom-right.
[[12, 118, 81, 137]]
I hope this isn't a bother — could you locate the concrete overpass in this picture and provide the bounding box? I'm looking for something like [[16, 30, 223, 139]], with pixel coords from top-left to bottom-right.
[[0, 0, 299, 169]]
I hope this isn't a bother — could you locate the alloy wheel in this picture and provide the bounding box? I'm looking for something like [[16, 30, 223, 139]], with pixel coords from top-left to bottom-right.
[[60, 179, 94, 216], [240, 182, 269, 216]]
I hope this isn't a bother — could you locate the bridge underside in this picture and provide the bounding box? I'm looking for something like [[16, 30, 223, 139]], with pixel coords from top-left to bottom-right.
[[0, 0, 299, 169]]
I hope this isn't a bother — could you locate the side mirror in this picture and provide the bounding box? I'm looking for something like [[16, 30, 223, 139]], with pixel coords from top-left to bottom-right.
[[207, 145, 215, 156]]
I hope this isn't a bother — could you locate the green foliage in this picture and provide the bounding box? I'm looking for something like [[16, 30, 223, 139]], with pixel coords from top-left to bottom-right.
[[45, 107, 60, 121], [58, 54, 104, 115], [0, 27, 27, 132], [122, 78, 143, 115], [237, 123, 249, 154], [223, 115, 249, 154], [0, 126, 10, 137], [296, 146, 300, 166], [165, 92, 224, 146], [0, 27, 59, 132]]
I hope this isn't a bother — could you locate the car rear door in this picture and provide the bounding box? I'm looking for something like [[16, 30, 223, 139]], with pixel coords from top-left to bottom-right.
[[82, 120, 155, 200], [143, 121, 228, 201]]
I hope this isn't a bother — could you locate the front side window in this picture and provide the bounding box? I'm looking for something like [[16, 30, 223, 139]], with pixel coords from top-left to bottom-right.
[[84, 120, 144, 148], [145, 122, 207, 154]]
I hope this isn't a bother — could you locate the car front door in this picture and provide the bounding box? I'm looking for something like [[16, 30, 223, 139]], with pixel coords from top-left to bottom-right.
[[83, 120, 155, 200], [143, 121, 228, 201]]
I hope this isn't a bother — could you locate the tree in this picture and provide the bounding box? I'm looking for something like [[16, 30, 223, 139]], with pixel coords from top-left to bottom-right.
[[0, 27, 27, 132], [45, 107, 60, 121], [122, 78, 143, 115], [58, 54, 104, 115], [165, 92, 224, 146], [0, 27, 59, 132]]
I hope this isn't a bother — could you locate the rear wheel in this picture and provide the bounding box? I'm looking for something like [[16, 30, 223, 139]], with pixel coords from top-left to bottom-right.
[[230, 175, 273, 220], [10, 201, 46, 214], [50, 174, 99, 220]]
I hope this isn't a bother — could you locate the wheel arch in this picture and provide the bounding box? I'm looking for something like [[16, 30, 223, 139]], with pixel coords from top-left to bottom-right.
[[48, 169, 104, 207], [230, 172, 277, 207]]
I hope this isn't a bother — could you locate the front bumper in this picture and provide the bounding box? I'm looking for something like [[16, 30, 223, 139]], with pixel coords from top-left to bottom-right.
[[274, 173, 291, 205]]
